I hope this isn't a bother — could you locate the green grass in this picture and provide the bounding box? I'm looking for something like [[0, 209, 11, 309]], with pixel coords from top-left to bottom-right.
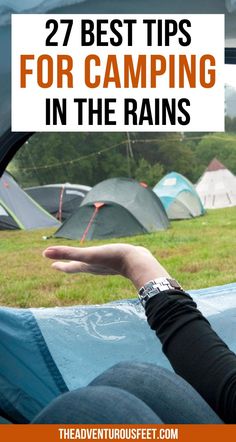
[[0, 206, 235, 308]]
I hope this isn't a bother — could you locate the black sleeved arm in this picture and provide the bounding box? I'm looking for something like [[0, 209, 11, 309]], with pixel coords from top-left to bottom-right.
[[145, 290, 236, 423]]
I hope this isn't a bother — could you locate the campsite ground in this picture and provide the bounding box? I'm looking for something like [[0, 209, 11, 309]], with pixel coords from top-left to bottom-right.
[[0, 206, 235, 308]]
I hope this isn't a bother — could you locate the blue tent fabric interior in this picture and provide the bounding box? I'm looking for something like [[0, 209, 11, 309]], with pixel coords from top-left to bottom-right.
[[0, 283, 236, 423]]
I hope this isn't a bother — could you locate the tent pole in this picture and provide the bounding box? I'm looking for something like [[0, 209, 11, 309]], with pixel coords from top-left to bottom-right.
[[126, 132, 133, 177]]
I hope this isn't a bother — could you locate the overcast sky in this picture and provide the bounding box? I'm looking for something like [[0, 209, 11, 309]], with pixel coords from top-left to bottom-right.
[[225, 65, 236, 88]]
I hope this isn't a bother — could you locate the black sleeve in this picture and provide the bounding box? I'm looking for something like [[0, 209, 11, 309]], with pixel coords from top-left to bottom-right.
[[145, 290, 236, 423]]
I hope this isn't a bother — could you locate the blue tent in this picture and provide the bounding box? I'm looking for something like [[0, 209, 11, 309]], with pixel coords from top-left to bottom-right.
[[0, 283, 236, 423], [153, 172, 205, 220]]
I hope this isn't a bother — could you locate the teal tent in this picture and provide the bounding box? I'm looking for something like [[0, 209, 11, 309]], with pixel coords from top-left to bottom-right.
[[153, 172, 205, 220]]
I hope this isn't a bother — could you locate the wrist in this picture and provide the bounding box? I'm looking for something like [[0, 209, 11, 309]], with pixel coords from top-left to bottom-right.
[[131, 265, 171, 289], [122, 247, 171, 289]]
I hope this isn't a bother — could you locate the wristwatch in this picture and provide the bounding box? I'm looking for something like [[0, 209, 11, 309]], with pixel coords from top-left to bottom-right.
[[138, 277, 183, 307]]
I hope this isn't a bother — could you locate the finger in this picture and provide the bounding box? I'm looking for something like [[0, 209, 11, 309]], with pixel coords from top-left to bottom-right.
[[51, 261, 119, 275], [43, 244, 123, 265], [43, 245, 108, 262]]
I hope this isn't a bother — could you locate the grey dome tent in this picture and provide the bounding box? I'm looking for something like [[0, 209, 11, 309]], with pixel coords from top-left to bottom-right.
[[54, 201, 148, 240], [54, 178, 169, 241], [0, 171, 60, 230], [153, 172, 205, 220], [81, 177, 169, 231], [25, 183, 91, 222]]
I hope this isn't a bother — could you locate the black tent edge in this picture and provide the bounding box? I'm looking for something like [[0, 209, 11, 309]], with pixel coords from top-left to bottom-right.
[[0, 130, 33, 177], [225, 47, 236, 64]]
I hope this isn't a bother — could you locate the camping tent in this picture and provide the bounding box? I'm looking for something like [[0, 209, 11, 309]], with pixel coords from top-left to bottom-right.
[[25, 183, 91, 222], [0, 171, 60, 230], [153, 172, 205, 220], [195, 158, 236, 209], [81, 177, 170, 232], [54, 201, 148, 240], [54, 178, 169, 241]]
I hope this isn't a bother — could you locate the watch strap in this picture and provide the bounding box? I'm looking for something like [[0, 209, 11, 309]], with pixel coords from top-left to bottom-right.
[[138, 277, 183, 307]]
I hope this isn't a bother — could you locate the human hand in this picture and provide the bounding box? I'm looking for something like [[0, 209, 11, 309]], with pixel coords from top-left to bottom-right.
[[43, 243, 170, 289]]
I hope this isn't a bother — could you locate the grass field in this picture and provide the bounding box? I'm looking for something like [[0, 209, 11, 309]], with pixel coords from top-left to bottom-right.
[[0, 206, 235, 308]]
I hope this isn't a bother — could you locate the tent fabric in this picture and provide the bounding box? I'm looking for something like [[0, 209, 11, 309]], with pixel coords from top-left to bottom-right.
[[153, 172, 205, 220], [0, 308, 68, 423], [0, 1, 83, 24], [81, 177, 169, 233], [1, 1, 236, 26], [0, 171, 60, 230], [0, 282, 236, 423], [25, 184, 91, 222], [196, 158, 236, 209], [0, 204, 18, 230], [54, 201, 148, 240]]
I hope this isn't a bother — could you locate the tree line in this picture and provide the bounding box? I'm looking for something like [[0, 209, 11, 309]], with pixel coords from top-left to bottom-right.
[[9, 116, 236, 188]]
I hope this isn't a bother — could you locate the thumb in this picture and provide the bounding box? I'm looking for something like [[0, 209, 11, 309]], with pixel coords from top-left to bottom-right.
[[51, 261, 86, 273]]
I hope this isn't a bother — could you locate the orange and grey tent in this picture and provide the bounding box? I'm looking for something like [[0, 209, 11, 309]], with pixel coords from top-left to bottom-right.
[[54, 178, 169, 241], [54, 200, 148, 241], [25, 183, 91, 222]]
